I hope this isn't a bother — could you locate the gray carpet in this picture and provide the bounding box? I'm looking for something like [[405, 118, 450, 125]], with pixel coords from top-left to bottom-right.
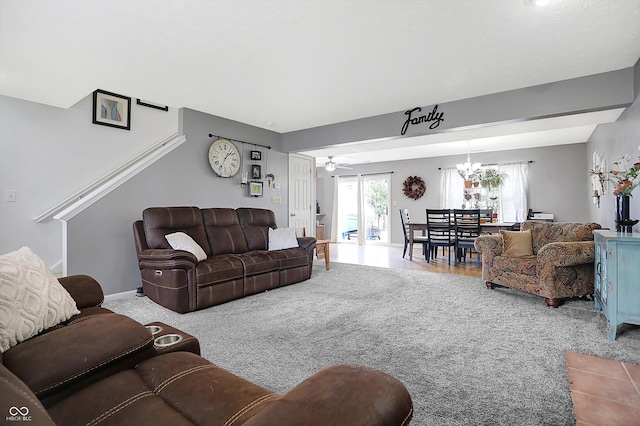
[[104, 262, 640, 425]]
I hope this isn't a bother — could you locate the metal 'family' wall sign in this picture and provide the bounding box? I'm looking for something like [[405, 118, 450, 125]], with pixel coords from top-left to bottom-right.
[[400, 105, 445, 135]]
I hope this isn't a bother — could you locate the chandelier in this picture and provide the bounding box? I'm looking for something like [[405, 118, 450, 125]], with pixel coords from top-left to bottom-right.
[[456, 143, 481, 180]]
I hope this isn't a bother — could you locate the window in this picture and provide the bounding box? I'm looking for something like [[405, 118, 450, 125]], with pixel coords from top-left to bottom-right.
[[440, 163, 529, 222]]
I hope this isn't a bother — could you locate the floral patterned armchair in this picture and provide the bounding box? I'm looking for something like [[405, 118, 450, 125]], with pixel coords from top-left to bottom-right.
[[474, 221, 602, 307]]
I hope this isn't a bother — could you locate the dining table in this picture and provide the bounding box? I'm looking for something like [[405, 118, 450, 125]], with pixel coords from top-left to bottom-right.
[[407, 221, 516, 260]]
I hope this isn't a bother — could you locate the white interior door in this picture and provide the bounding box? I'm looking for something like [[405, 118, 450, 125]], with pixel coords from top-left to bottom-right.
[[288, 154, 314, 235]]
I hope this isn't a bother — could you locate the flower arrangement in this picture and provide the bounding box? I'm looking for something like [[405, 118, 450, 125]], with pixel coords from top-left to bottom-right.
[[609, 155, 640, 197]]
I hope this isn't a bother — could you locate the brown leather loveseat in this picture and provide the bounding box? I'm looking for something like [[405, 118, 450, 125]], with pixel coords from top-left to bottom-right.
[[1, 274, 414, 425], [133, 207, 316, 313]]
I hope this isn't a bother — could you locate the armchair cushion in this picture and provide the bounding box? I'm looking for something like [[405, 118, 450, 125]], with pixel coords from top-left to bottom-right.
[[0, 247, 79, 353], [500, 229, 533, 257], [493, 255, 538, 276], [524, 221, 600, 254]]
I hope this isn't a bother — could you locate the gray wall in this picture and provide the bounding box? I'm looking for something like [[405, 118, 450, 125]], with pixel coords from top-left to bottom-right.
[[283, 68, 634, 151], [0, 94, 179, 270], [65, 108, 288, 295], [587, 59, 640, 231], [317, 143, 590, 245]]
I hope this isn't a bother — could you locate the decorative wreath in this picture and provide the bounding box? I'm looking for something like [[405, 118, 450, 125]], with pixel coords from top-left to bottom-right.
[[402, 176, 426, 200]]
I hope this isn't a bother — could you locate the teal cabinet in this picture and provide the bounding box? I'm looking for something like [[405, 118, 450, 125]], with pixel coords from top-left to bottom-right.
[[593, 230, 640, 340]]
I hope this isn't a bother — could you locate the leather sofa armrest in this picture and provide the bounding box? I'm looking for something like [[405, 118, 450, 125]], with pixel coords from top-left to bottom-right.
[[58, 275, 104, 309], [243, 365, 413, 426], [2, 314, 153, 403], [137, 248, 198, 269], [296, 236, 317, 251], [538, 241, 595, 267], [0, 364, 56, 426]]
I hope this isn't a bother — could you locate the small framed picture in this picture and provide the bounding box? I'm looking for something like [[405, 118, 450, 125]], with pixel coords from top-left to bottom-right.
[[93, 89, 131, 130], [250, 150, 262, 161], [251, 164, 262, 179], [136, 99, 169, 111], [250, 181, 263, 197]]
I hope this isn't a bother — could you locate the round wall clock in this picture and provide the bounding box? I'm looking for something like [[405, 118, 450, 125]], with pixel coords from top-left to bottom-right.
[[208, 139, 241, 177]]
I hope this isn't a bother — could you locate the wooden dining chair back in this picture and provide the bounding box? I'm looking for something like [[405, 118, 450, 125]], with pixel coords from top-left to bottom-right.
[[425, 209, 455, 265], [399, 208, 429, 259], [453, 209, 482, 265]]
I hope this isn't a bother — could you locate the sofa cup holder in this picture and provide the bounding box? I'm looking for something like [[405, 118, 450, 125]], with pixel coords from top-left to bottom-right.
[[154, 333, 183, 348], [146, 325, 163, 335]]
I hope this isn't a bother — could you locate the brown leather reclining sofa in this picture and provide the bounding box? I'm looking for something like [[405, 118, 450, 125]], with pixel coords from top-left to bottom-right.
[[133, 207, 316, 313], [1, 275, 414, 425]]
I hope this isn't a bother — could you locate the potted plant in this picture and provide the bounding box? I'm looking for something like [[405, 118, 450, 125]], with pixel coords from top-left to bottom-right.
[[458, 169, 473, 188], [470, 170, 483, 187], [480, 168, 507, 188]]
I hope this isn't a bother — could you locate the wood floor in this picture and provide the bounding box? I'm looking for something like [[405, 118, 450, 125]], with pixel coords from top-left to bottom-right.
[[328, 242, 482, 277]]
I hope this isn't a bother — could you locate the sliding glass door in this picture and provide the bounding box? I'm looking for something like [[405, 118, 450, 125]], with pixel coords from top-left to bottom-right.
[[335, 174, 390, 244], [363, 174, 390, 244]]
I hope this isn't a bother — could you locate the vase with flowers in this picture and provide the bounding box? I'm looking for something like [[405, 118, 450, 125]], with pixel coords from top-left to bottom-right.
[[609, 154, 640, 232]]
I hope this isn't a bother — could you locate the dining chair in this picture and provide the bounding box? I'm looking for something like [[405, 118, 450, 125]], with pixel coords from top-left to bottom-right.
[[453, 209, 482, 265], [425, 209, 455, 265], [399, 208, 429, 259]]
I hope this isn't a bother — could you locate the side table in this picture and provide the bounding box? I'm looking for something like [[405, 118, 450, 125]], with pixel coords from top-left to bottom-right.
[[315, 240, 330, 270], [593, 230, 640, 340]]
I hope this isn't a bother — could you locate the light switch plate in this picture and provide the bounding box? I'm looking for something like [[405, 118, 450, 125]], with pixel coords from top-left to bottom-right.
[[271, 196, 281, 204]]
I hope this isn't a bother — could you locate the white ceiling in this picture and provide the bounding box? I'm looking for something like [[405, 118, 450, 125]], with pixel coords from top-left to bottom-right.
[[1, 0, 639, 166]]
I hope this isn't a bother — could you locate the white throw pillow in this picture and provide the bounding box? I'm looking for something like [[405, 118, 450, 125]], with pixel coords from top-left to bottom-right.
[[268, 227, 299, 251], [0, 247, 80, 353], [165, 232, 207, 261]]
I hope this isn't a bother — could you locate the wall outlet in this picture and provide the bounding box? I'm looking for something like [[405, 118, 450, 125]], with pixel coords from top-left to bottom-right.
[[271, 196, 281, 204], [5, 190, 16, 202]]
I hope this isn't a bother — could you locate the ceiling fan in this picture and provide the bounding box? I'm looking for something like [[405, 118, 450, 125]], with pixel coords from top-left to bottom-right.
[[324, 156, 353, 172]]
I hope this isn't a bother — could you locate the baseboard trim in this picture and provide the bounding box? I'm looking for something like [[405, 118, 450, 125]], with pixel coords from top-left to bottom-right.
[[104, 289, 137, 302]]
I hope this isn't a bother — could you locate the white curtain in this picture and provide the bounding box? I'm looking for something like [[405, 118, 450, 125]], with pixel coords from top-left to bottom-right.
[[440, 168, 464, 209], [499, 163, 529, 222], [356, 174, 365, 245], [440, 162, 529, 222], [330, 176, 340, 241]]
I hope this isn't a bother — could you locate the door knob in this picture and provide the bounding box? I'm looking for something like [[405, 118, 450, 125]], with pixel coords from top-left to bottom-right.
[[290, 213, 296, 216]]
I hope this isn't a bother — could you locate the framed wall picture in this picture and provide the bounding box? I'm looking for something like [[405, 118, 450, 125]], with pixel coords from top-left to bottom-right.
[[250, 150, 262, 161], [92, 89, 131, 130], [251, 164, 262, 179], [136, 99, 169, 111], [250, 181, 263, 197]]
